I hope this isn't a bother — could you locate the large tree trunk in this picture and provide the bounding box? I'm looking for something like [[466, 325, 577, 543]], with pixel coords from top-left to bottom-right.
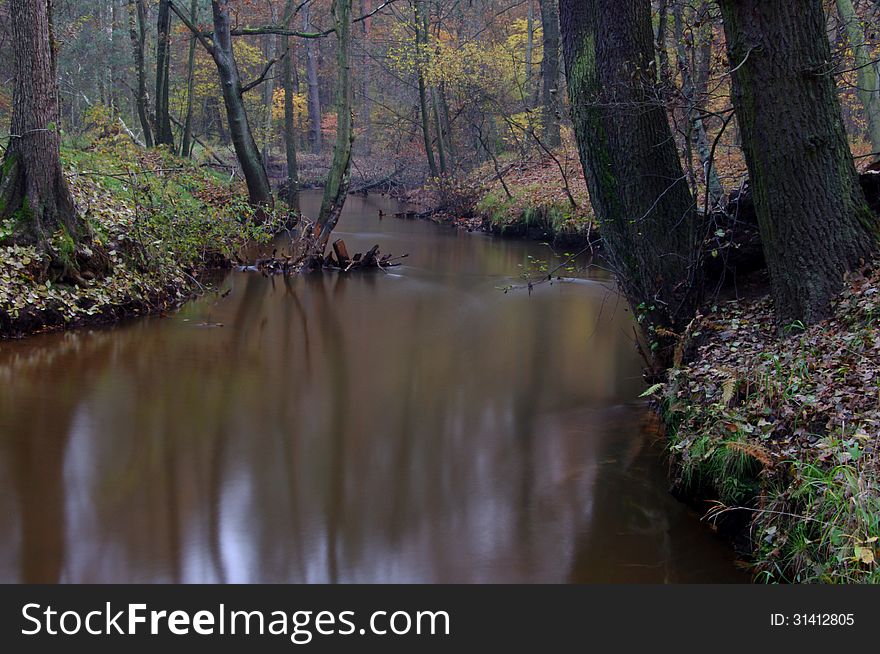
[[835, 0, 880, 156], [316, 0, 354, 246], [209, 0, 273, 207], [303, 3, 323, 154], [538, 0, 561, 148], [0, 0, 107, 281], [180, 0, 199, 157], [154, 0, 175, 147], [560, 0, 701, 368], [718, 0, 878, 324], [127, 0, 155, 147], [282, 0, 301, 213]]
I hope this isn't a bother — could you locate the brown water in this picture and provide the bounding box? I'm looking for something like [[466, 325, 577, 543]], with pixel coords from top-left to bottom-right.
[[0, 192, 745, 583]]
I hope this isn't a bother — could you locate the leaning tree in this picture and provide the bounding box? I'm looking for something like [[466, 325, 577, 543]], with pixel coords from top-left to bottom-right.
[[0, 0, 107, 282]]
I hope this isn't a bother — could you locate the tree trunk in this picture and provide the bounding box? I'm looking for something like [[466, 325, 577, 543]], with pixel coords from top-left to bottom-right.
[[303, 3, 323, 154], [282, 0, 300, 212], [672, 1, 724, 207], [359, 0, 373, 155], [526, 1, 534, 94], [414, 0, 438, 178], [316, 0, 354, 246], [127, 0, 154, 147], [209, 0, 273, 207], [155, 0, 175, 147], [560, 0, 700, 367], [835, 0, 880, 156], [718, 0, 878, 324], [0, 0, 107, 281], [180, 0, 199, 157], [538, 0, 561, 148]]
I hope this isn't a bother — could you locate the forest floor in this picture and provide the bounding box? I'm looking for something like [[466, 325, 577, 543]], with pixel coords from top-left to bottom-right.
[[658, 265, 880, 583], [0, 124, 273, 339]]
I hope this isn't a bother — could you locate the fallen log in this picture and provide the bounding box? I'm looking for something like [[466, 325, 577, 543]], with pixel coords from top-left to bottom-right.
[[238, 240, 407, 276]]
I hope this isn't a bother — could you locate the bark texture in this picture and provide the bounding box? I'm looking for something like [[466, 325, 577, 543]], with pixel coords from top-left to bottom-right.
[[718, 0, 878, 324], [0, 0, 107, 280], [560, 0, 700, 366]]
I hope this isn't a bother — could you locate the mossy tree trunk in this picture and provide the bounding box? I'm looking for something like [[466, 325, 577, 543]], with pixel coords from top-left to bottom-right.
[[0, 0, 107, 281], [559, 0, 701, 369], [315, 0, 354, 247], [718, 0, 878, 325]]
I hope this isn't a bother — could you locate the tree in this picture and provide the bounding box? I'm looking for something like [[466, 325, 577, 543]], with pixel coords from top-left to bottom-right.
[[180, 0, 200, 157], [834, 0, 880, 156], [315, 0, 354, 246], [172, 0, 274, 207], [538, 0, 560, 148], [282, 0, 301, 212], [0, 0, 107, 281], [303, 1, 323, 154], [155, 0, 175, 147], [717, 0, 878, 324], [127, 0, 155, 147], [672, 1, 723, 208], [559, 0, 701, 368], [413, 0, 439, 178]]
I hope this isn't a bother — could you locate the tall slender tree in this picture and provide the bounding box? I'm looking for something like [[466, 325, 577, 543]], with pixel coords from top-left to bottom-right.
[[180, 0, 199, 157], [155, 0, 175, 147], [834, 0, 880, 156], [413, 0, 438, 178], [282, 0, 301, 212], [127, 0, 155, 147], [0, 0, 107, 280], [538, 0, 561, 148], [560, 0, 700, 367], [171, 0, 274, 207], [315, 0, 354, 246], [718, 0, 878, 324], [303, 2, 323, 154]]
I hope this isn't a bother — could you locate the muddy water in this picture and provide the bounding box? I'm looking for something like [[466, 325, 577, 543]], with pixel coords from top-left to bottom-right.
[[0, 192, 745, 583]]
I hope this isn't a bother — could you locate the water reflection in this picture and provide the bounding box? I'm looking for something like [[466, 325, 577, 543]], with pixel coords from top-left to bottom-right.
[[0, 193, 744, 583]]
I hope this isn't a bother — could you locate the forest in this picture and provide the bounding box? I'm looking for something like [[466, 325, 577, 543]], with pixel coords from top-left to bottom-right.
[[1, 0, 880, 585]]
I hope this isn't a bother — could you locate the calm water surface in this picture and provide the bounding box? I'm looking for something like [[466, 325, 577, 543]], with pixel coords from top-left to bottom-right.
[[0, 192, 745, 583]]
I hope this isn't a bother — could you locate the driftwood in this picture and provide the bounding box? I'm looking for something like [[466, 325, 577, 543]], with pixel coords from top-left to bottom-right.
[[238, 239, 407, 276]]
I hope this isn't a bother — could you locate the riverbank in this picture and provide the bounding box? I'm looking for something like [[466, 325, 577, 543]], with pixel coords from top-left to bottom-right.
[[403, 147, 596, 247], [658, 266, 880, 583], [1, 125, 270, 339]]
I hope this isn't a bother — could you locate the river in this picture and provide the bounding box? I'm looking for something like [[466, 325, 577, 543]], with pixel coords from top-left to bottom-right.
[[0, 192, 745, 583]]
